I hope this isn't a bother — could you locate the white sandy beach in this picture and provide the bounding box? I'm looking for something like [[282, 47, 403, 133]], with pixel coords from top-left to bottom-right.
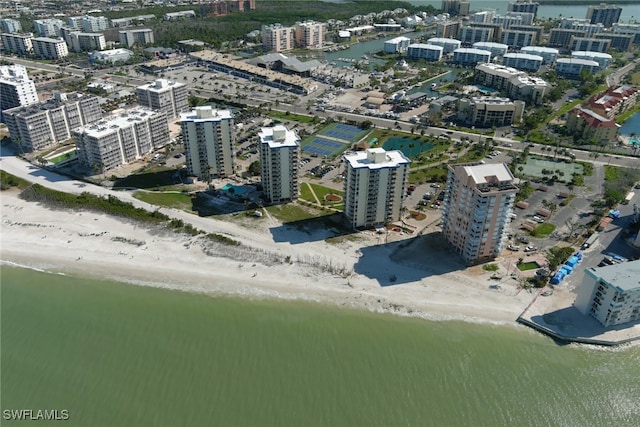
[[1, 187, 536, 325]]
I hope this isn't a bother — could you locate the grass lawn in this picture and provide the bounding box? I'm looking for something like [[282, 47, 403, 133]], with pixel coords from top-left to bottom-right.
[[266, 110, 318, 124], [409, 164, 449, 184], [531, 223, 556, 238], [299, 182, 316, 203], [517, 261, 540, 271], [47, 150, 76, 164], [309, 183, 343, 200], [132, 191, 193, 211], [266, 203, 328, 223]]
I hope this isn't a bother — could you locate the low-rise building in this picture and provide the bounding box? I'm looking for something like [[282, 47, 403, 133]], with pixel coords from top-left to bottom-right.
[[509, 24, 543, 44], [574, 260, 640, 327], [406, 43, 443, 61], [4, 93, 102, 152], [555, 57, 600, 77], [594, 33, 634, 52], [65, 32, 106, 53], [472, 42, 508, 58], [452, 48, 491, 66], [566, 106, 618, 143], [587, 85, 638, 119], [458, 96, 525, 127], [0, 18, 22, 34], [384, 36, 411, 54], [501, 29, 536, 49], [426, 37, 461, 54], [612, 23, 640, 43], [74, 108, 169, 172], [459, 26, 494, 46], [549, 28, 587, 49], [474, 62, 548, 105], [88, 48, 134, 64], [503, 52, 543, 72], [521, 46, 558, 64], [164, 10, 196, 20], [259, 125, 300, 203], [571, 51, 612, 69], [343, 148, 410, 229]]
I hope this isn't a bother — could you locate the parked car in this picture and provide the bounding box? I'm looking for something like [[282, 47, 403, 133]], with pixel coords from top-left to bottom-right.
[[430, 183, 441, 188], [519, 236, 530, 244], [507, 244, 520, 251], [524, 246, 538, 253]]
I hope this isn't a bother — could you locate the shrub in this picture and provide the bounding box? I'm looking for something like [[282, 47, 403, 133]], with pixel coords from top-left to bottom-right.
[[482, 264, 499, 272]]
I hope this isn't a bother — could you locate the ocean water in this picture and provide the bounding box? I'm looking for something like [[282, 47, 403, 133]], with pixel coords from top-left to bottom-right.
[[2, 266, 640, 426]]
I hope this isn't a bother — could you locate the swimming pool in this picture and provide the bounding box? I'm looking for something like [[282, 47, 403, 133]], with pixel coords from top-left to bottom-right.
[[221, 183, 246, 194]]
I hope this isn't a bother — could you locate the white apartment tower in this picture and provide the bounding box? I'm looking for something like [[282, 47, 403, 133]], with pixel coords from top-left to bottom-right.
[[294, 21, 325, 49], [258, 125, 300, 203], [4, 93, 102, 152], [32, 37, 69, 60], [136, 79, 188, 120], [0, 65, 38, 122], [180, 106, 235, 180], [33, 18, 65, 37], [441, 163, 517, 264], [262, 24, 295, 52], [343, 148, 410, 229], [0, 33, 34, 55], [74, 108, 169, 172], [119, 29, 154, 47], [575, 260, 640, 327]]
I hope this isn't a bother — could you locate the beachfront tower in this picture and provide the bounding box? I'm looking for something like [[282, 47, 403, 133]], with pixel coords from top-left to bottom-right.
[[441, 163, 517, 264], [575, 260, 640, 327], [258, 125, 300, 203], [180, 106, 235, 181], [343, 148, 410, 229], [0, 65, 38, 122]]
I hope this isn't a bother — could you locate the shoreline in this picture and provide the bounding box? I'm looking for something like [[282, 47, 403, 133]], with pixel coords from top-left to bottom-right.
[[0, 190, 536, 327]]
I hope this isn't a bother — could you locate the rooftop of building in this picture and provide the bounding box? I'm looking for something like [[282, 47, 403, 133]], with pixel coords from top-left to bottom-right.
[[454, 48, 491, 55], [4, 93, 95, 116], [586, 259, 640, 291], [136, 79, 185, 92], [504, 52, 544, 61], [472, 42, 509, 49], [572, 50, 613, 59], [556, 58, 600, 66], [76, 107, 163, 138], [32, 36, 65, 43], [427, 37, 461, 44], [461, 163, 515, 186], [476, 62, 524, 77], [470, 96, 517, 104], [180, 106, 233, 123], [571, 107, 618, 127], [522, 46, 559, 54], [258, 125, 299, 148], [407, 43, 444, 50], [345, 147, 410, 170]]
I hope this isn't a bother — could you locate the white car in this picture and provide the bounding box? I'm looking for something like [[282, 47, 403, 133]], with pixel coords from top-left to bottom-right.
[[524, 246, 538, 253], [507, 244, 520, 251]]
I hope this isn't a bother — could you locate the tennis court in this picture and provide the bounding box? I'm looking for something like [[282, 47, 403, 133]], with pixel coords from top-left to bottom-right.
[[317, 123, 369, 143], [520, 156, 583, 180], [301, 137, 349, 157]]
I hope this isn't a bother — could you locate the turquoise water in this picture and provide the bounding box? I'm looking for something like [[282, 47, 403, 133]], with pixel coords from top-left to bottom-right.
[[619, 110, 640, 137], [383, 137, 434, 157], [2, 266, 640, 426], [221, 183, 246, 194]]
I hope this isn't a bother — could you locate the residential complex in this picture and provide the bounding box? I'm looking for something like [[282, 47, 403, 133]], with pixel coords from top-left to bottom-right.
[[570, 37, 610, 53], [262, 24, 295, 52], [436, 20, 461, 39], [508, 1, 539, 19], [459, 26, 495, 45], [472, 42, 508, 59], [503, 53, 543, 72], [343, 148, 410, 229], [555, 58, 600, 77], [88, 48, 134, 64], [501, 29, 537, 49], [406, 44, 443, 61], [294, 21, 325, 49], [586, 4, 622, 28], [426, 37, 461, 54], [521, 46, 558, 64], [32, 37, 69, 60], [549, 29, 587, 49], [119, 29, 154, 48], [68, 15, 109, 32], [384, 37, 411, 54], [0, 33, 34, 55], [136, 79, 189, 120], [0, 18, 22, 33], [180, 106, 235, 180], [442, 0, 470, 16], [458, 96, 525, 127], [574, 260, 640, 327], [452, 48, 491, 66], [571, 51, 612, 69], [474, 63, 548, 105], [74, 108, 169, 172], [441, 163, 517, 264], [258, 125, 300, 203], [566, 107, 618, 143], [33, 18, 65, 38], [64, 32, 106, 53], [588, 85, 638, 119], [4, 93, 102, 152], [0, 65, 38, 122]]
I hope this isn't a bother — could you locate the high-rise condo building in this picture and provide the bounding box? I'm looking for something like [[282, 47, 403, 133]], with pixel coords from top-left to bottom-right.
[[33, 18, 65, 37], [4, 93, 102, 152], [0, 33, 34, 55], [74, 108, 169, 172], [136, 79, 189, 120], [32, 37, 69, 60], [441, 163, 517, 264], [586, 4, 622, 28], [119, 29, 154, 47], [262, 24, 295, 52], [442, 0, 470, 16], [294, 21, 325, 49], [258, 125, 300, 203], [180, 106, 235, 180], [508, 1, 539, 20], [575, 260, 640, 327], [343, 148, 410, 229], [0, 18, 22, 33], [0, 65, 38, 122]]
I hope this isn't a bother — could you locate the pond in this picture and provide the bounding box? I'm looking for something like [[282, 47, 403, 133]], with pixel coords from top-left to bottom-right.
[[383, 137, 434, 158]]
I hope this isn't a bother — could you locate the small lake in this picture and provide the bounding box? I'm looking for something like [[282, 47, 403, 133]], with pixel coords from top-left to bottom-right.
[[618, 110, 640, 136], [383, 137, 434, 158]]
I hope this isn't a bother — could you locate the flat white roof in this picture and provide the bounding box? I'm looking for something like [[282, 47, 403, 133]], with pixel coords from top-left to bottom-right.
[[504, 53, 544, 61], [408, 43, 443, 51], [180, 106, 232, 122], [79, 107, 162, 138], [454, 48, 491, 55], [522, 46, 559, 54], [589, 260, 640, 291], [137, 79, 185, 93], [473, 42, 508, 49], [464, 163, 514, 185], [556, 58, 599, 66], [258, 125, 299, 148], [427, 37, 461, 44], [345, 148, 410, 170], [572, 51, 613, 59]]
